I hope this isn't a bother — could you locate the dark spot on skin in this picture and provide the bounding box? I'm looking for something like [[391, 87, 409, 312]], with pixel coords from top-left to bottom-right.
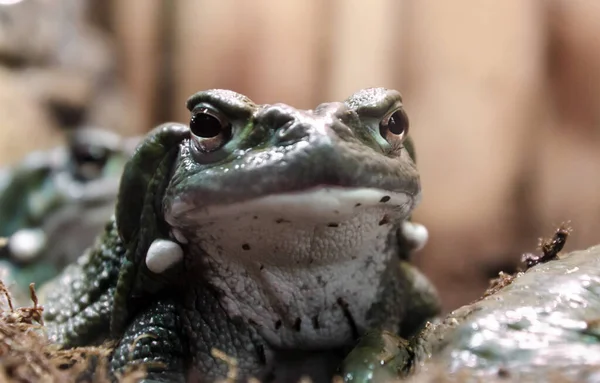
[[242, 244, 251, 250], [275, 320, 282, 330], [327, 223, 339, 228], [354, 203, 361, 207], [231, 316, 245, 326], [276, 218, 291, 224], [351, 255, 357, 260], [334, 210, 340, 214], [380, 196, 391, 203], [259, 264, 265, 271], [337, 297, 359, 340], [257, 344, 267, 365], [293, 318, 302, 332], [378, 215, 390, 226], [308, 257, 314, 264], [316, 276, 326, 287], [264, 371, 276, 382], [312, 315, 320, 329], [253, 216, 258, 220], [497, 367, 510, 379]]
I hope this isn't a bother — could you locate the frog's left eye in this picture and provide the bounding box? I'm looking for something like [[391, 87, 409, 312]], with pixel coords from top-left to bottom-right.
[[379, 108, 409, 143], [190, 108, 232, 152]]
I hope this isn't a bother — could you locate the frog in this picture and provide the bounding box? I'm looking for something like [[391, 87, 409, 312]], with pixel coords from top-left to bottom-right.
[[0, 127, 139, 301], [42, 88, 440, 383]]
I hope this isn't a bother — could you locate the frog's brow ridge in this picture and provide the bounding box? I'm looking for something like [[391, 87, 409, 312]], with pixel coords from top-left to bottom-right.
[[344, 88, 403, 118], [186, 89, 256, 118]]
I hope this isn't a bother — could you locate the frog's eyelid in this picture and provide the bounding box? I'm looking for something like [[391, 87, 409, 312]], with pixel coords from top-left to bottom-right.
[[350, 100, 404, 121], [188, 98, 255, 121], [380, 106, 406, 126], [191, 103, 221, 116]]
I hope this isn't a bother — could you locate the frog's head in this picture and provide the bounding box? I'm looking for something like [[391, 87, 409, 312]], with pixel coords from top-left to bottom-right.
[[155, 88, 421, 267], [111, 88, 424, 333]]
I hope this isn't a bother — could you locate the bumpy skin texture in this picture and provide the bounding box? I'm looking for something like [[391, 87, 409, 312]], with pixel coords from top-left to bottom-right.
[[414, 245, 600, 382], [43, 88, 440, 383]]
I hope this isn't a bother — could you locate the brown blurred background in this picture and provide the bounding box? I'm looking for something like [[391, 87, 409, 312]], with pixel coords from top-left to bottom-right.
[[2, 0, 600, 312]]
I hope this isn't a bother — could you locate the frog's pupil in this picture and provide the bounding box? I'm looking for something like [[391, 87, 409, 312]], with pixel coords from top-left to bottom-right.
[[388, 111, 407, 135], [191, 113, 222, 138]]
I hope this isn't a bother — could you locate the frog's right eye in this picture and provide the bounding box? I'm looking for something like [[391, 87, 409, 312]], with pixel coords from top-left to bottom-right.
[[190, 107, 232, 152]]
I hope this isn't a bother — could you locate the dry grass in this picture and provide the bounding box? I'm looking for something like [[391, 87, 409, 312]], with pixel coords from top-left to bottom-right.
[[0, 280, 145, 383]]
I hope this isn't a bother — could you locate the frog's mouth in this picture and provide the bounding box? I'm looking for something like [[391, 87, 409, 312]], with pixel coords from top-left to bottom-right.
[[166, 186, 415, 224], [159, 186, 418, 270]]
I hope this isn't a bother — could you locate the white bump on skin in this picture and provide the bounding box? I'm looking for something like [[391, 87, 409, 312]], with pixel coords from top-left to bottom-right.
[[9, 228, 47, 261], [401, 221, 429, 251], [146, 239, 184, 273]]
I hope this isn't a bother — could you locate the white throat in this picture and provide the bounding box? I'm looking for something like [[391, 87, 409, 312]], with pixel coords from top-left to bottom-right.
[[166, 187, 413, 267], [164, 187, 414, 349]]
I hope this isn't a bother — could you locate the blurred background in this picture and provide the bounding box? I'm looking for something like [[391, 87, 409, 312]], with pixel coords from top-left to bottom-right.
[[1, 0, 600, 312]]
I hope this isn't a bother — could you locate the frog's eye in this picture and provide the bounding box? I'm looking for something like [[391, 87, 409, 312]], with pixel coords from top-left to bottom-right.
[[379, 108, 409, 143], [71, 144, 110, 181], [190, 108, 232, 152]]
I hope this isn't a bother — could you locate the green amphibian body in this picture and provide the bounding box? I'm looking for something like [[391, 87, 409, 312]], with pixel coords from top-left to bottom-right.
[[42, 88, 440, 383], [0, 129, 138, 298]]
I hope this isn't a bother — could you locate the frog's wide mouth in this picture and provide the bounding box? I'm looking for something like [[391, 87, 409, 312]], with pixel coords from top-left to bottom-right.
[[164, 131, 421, 226], [164, 185, 417, 226]]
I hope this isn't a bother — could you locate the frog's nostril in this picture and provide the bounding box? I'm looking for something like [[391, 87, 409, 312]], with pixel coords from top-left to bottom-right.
[[275, 121, 311, 143]]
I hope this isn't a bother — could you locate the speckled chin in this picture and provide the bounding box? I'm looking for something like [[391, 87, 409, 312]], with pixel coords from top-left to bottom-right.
[[164, 186, 416, 268], [164, 187, 414, 349]]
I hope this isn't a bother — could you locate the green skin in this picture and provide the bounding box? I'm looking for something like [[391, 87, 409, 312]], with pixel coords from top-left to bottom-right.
[[0, 129, 138, 295], [42, 88, 440, 383]]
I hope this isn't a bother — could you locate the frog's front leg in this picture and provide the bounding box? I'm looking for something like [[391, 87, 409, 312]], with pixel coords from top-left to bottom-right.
[[112, 286, 270, 383], [179, 284, 271, 382], [340, 330, 415, 382], [340, 241, 440, 382]]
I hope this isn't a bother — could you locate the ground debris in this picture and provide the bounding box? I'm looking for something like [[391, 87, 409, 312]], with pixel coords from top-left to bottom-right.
[[484, 223, 572, 298], [484, 271, 521, 298], [521, 222, 572, 270], [0, 279, 144, 383]]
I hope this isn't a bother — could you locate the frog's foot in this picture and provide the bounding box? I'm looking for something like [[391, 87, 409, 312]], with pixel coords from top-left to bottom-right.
[[112, 290, 270, 383], [340, 330, 414, 383], [110, 300, 187, 383]]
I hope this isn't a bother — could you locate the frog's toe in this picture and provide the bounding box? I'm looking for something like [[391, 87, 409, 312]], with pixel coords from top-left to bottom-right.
[[340, 330, 413, 382]]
